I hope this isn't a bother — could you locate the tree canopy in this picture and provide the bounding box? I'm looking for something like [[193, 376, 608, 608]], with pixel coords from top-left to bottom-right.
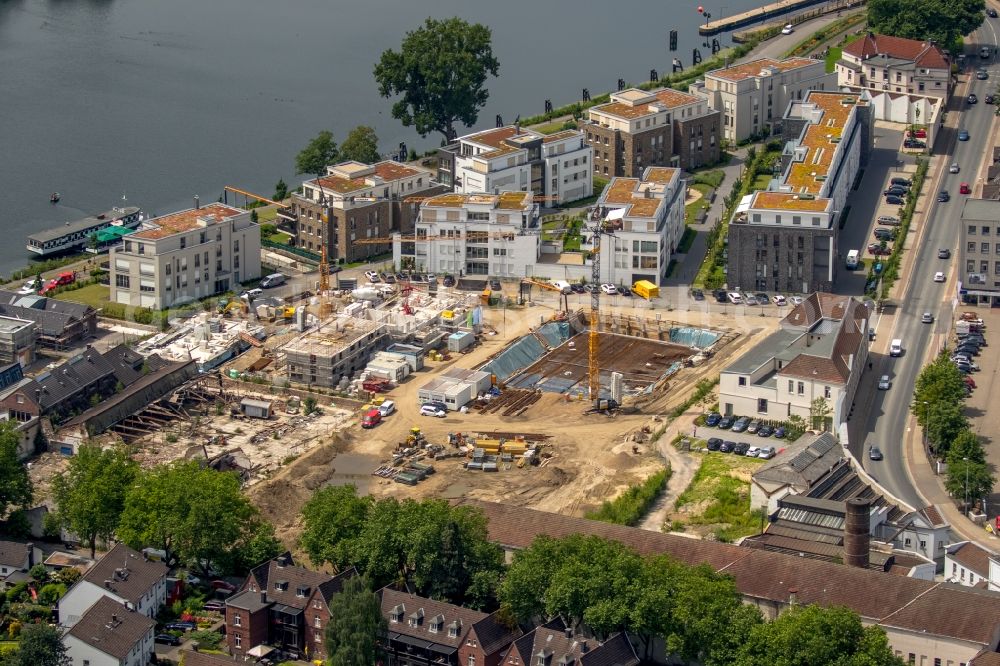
[[298, 485, 503, 607], [324, 576, 387, 666], [296, 130, 339, 176], [868, 0, 984, 51], [340, 126, 381, 163], [0, 422, 32, 524], [52, 445, 138, 557], [374, 17, 500, 143]]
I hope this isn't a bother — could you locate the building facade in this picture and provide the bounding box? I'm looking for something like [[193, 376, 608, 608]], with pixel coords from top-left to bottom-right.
[[286, 160, 443, 263], [836, 33, 951, 101], [728, 91, 873, 294], [394, 192, 540, 277], [582, 87, 721, 175], [690, 57, 835, 143], [437, 126, 593, 205], [594, 166, 686, 286], [718, 293, 869, 429], [110, 202, 261, 310], [960, 198, 1000, 305]]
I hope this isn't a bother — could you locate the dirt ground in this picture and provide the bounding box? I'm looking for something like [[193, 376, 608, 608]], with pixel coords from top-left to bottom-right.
[[247, 298, 782, 547]]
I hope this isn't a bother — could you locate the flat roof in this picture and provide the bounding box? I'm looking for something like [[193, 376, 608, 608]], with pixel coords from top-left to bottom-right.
[[708, 57, 819, 82], [131, 203, 243, 240]]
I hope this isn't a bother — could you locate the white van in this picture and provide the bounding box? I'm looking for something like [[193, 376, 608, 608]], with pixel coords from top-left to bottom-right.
[[890, 339, 903, 357], [260, 273, 286, 289], [846, 250, 860, 270], [552, 280, 572, 294]]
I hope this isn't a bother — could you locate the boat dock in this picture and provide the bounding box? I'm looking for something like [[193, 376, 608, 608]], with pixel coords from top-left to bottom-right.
[[698, 0, 857, 35]]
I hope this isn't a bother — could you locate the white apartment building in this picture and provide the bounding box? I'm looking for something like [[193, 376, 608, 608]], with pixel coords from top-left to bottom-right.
[[394, 192, 540, 277], [110, 201, 261, 310], [690, 57, 835, 143], [438, 126, 592, 205], [593, 166, 685, 287], [718, 293, 869, 429], [836, 33, 951, 101]]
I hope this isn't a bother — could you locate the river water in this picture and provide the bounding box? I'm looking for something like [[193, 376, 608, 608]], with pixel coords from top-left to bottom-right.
[[0, 0, 764, 275]]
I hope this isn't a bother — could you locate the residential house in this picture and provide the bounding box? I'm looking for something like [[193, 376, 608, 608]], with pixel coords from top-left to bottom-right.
[[0, 289, 96, 350], [960, 198, 1000, 306], [689, 57, 835, 142], [593, 166, 686, 286], [727, 91, 873, 294], [437, 126, 593, 205], [464, 499, 1000, 666], [583, 87, 721, 175], [380, 587, 520, 666], [0, 539, 42, 586], [836, 33, 951, 101], [109, 201, 261, 310], [393, 191, 539, 277], [501, 617, 638, 666], [64, 596, 155, 666], [286, 160, 444, 263], [946, 542, 995, 588], [224, 552, 355, 662], [59, 543, 168, 627], [718, 293, 869, 430]]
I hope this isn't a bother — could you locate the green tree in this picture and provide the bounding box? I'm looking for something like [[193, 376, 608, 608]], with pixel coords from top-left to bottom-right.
[[295, 130, 339, 176], [945, 456, 994, 510], [7, 623, 69, 666], [339, 126, 381, 164], [273, 178, 289, 201], [299, 484, 372, 569], [324, 576, 387, 666], [117, 461, 264, 574], [0, 422, 32, 523], [735, 604, 903, 666], [374, 17, 500, 143], [868, 0, 984, 51], [925, 401, 969, 455], [52, 445, 139, 558]]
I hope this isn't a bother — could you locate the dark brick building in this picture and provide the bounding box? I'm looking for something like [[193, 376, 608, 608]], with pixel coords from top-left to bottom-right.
[[582, 87, 721, 176]]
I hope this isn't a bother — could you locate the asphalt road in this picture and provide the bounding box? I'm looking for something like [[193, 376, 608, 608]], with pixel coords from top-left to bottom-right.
[[849, 23, 1000, 509]]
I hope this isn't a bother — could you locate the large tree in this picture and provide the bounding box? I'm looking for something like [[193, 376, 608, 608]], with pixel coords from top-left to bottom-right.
[[51, 445, 138, 557], [295, 130, 339, 176], [340, 126, 381, 164], [374, 17, 500, 144], [324, 576, 387, 666], [6, 623, 69, 666], [868, 0, 984, 51], [0, 422, 32, 523], [734, 604, 903, 666], [117, 461, 266, 574]]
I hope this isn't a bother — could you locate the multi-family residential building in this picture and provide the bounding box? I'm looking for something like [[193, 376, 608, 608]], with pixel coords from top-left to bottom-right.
[[394, 192, 539, 277], [109, 201, 261, 310], [224, 552, 355, 661], [59, 543, 168, 627], [582, 87, 721, 175], [690, 57, 835, 143], [285, 160, 444, 263], [960, 198, 1000, 306], [64, 597, 155, 666], [836, 33, 951, 100], [437, 126, 593, 205], [728, 91, 873, 293], [718, 293, 869, 429], [594, 166, 686, 287]]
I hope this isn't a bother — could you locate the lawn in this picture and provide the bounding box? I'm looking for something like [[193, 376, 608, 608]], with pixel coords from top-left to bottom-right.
[[685, 183, 713, 226], [54, 283, 110, 310], [672, 450, 766, 542]]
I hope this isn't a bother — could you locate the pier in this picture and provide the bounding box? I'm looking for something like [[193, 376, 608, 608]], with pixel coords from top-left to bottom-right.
[[699, 0, 861, 35]]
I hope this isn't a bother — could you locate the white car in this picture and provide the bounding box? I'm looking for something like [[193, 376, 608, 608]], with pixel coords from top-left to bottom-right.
[[377, 400, 396, 417], [727, 292, 742, 304], [600, 283, 618, 295], [772, 294, 787, 306], [933, 271, 946, 282], [878, 375, 891, 390], [790, 296, 804, 305], [745, 446, 761, 457], [781, 23, 794, 34], [365, 270, 381, 283], [419, 404, 446, 418]]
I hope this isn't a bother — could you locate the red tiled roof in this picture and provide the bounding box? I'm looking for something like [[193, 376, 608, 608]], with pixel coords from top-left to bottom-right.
[[842, 33, 949, 69]]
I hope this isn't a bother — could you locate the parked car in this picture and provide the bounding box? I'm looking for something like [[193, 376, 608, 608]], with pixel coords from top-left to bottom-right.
[[745, 446, 761, 457], [419, 404, 447, 418], [885, 195, 904, 205], [706, 412, 722, 427], [706, 438, 722, 451], [718, 416, 734, 429], [155, 634, 182, 646], [746, 419, 761, 434], [731, 417, 750, 433], [757, 447, 775, 460], [878, 375, 891, 390], [757, 425, 773, 438], [869, 446, 884, 461]]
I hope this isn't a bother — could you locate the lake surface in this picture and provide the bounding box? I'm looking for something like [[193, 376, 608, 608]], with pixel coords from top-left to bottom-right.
[[0, 0, 764, 275]]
